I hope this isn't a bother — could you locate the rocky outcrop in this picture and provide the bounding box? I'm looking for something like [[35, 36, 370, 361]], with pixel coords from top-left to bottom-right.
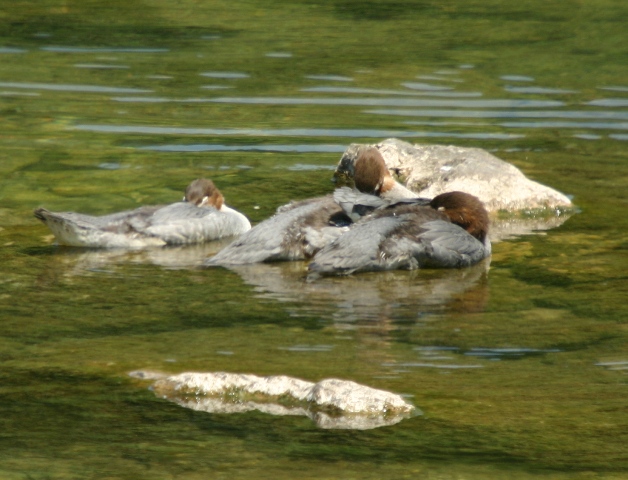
[[131, 371, 417, 430], [339, 138, 573, 213]]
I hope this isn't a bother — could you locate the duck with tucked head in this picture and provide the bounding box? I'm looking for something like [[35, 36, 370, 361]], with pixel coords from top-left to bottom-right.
[[205, 194, 351, 265], [34, 178, 251, 248], [334, 146, 416, 200], [308, 189, 491, 276], [207, 153, 416, 266]]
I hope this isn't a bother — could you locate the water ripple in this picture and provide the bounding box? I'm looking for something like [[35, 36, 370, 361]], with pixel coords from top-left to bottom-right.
[[41, 46, 169, 53], [305, 74, 353, 82], [463, 347, 561, 359], [402, 82, 454, 91], [370, 108, 628, 120], [416, 75, 463, 83], [301, 86, 482, 97], [0, 47, 27, 53], [501, 75, 535, 82], [266, 52, 292, 58], [383, 362, 483, 369], [586, 98, 628, 107], [74, 124, 523, 140], [139, 144, 347, 153], [505, 86, 578, 94], [200, 72, 249, 79], [202, 97, 564, 108], [74, 64, 130, 69], [0, 81, 151, 94], [491, 121, 628, 130], [598, 86, 628, 93]]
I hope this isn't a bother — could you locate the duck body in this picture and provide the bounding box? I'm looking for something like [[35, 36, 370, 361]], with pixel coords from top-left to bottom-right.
[[206, 195, 351, 266], [34, 179, 251, 248], [308, 190, 491, 276]]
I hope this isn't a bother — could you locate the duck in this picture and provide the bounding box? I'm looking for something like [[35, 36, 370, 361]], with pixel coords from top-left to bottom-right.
[[34, 178, 251, 248], [334, 146, 417, 200], [205, 195, 351, 265], [308, 189, 491, 276], [206, 147, 430, 267]]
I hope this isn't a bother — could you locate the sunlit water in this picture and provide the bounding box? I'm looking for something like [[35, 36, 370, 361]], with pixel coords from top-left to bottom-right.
[[1, 1, 627, 479]]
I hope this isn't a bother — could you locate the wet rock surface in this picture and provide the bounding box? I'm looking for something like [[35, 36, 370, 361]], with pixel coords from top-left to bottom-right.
[[339, 138, 573, 213], [131, 371, 417, 430]]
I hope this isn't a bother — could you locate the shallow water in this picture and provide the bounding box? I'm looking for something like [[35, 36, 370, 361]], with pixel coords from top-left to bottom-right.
[[1, 1, 627, 478]]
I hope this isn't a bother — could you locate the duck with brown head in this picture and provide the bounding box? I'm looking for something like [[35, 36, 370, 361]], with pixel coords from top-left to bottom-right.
[[308, 190, 491, 276], [34, 178, 251, 248], [335, 146, 417, 200], [205, 194, 352, 266]]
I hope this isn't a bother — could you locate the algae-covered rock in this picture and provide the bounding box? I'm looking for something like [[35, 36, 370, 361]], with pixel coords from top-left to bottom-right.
[[135, 371, 417, 430]]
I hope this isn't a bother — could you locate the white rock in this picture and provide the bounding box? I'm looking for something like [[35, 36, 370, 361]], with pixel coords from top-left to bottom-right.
[[145, 371, 416, 430], [340, 138, 573, 213], [307, 378, 414, 414]]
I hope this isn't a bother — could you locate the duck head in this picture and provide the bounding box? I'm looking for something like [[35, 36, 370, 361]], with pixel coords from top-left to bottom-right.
[[430, 191, 489, 243], [184, 179, 224, 209], [334, 146, 415, 199]]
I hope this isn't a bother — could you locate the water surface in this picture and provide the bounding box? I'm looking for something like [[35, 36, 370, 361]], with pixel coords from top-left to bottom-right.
[[1, 1, 627, 479]]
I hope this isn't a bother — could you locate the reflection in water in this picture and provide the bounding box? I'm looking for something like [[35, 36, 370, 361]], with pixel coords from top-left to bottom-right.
[[39, 241, 232, 275], [163, 395, 413, 430], [140, 372, 417, 431], [221, 259, 491, 326], [488, 213, 574, 242]]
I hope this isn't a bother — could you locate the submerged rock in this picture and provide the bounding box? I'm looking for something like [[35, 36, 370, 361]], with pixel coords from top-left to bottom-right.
[[338, 138, 573, 213], [132, 371, 416, 430]]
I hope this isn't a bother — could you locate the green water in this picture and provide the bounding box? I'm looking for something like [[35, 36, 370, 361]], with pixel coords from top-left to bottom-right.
[[1, 1, 627, 478]]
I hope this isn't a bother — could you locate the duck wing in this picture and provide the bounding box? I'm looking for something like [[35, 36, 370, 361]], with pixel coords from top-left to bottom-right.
[[207, 196, 348, 265], [309, 211, 490, 276], [145, 203, 251, 245]]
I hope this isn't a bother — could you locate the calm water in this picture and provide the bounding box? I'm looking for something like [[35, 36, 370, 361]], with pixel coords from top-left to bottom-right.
[[1, 1, 627, 479]]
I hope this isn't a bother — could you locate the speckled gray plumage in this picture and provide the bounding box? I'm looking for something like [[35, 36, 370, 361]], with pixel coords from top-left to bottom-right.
[[206, 196, 350, 265]]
